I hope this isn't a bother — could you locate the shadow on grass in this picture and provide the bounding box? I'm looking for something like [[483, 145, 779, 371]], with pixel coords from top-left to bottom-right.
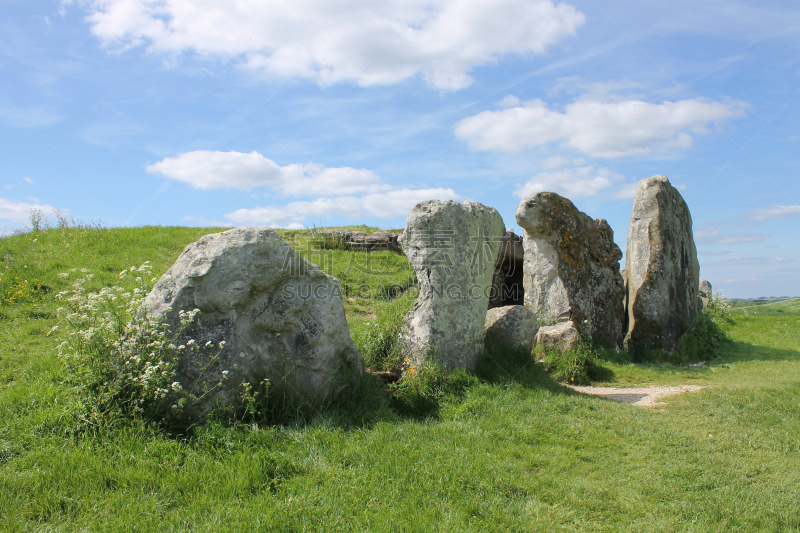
[[592, 337, 800, 385], [476, 339, 574, 393], [723, 341, 800, 363], [379, 340, 580, 422]]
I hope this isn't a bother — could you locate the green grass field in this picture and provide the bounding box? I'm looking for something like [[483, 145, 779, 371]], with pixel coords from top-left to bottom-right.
[[732, 297, 800, 315], [1, 227, 798, 532]]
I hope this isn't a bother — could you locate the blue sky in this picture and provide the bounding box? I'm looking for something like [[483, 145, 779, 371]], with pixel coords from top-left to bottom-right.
[[1, 0, 798, 298]]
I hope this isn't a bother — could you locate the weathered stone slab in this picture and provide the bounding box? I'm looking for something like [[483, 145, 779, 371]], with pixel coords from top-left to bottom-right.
[[398, 200, 505, 371], [535, 321, 579, 352], [144, 227, 363, 411], [624, 175, 700, 353], [515, 192, 625, 347], [318, 228, 403, 253], [484, 305, 539, 352]]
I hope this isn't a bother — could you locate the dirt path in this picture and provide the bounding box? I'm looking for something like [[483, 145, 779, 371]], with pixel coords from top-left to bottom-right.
[[565, 384, 706, 407]]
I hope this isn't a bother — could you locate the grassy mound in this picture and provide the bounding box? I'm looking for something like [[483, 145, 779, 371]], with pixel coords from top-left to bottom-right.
[[1, 227, 799, 532]]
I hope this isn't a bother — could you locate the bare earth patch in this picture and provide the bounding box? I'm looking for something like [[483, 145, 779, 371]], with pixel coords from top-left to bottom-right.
[[566, 384, 706, 407]]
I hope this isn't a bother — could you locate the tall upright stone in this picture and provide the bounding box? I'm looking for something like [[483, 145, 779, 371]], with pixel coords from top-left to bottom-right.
[[624, 175, 700, 353], [144, 227, 363, 412], [399, 200, 505, 371], [515, 192, 625, 347], [698, 279, 713, 309]]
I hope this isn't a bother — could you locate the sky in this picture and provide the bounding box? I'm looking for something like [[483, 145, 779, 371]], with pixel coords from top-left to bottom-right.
[[1, 0, 798, 298]]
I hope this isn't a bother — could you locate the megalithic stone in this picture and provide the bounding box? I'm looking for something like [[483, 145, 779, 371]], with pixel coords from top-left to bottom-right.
[[624, 175, 700, 353], [698, 279, 712, 309], [144, 227, 363, 415], [515, 192, 625, 347], [398, 200, 505, 372]]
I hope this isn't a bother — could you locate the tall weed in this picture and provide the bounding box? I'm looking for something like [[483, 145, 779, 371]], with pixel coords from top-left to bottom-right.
[[54, 264, 202, 432], [539, 341, 603, 385]]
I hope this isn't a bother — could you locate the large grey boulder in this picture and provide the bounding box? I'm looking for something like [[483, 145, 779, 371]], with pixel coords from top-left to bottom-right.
[[624, 176, 700, 353], [399, 200, 505, 371], [535, 321, 580, 353], [484, 305, 539, 352], [144, 227, 363, 412], [515, 192, 625, 347]]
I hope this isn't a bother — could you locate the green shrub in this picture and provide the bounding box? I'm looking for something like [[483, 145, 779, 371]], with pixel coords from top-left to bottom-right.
[[675, 311, 730, 363]]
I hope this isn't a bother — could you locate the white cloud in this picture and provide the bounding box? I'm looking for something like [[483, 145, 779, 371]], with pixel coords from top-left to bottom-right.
[[146, 150, 390, 196], [361, 188, 462, 218], [742, 205, 800, 222], [23, 177, 33, 184], [224, 188, 461, 227], [225, 205, 309, 228], [73, 0, 585, 90], [608, 182, 639, 200], [515, 166, 620, 199], [497, 95, 521, 108], [0, 199, 56, 222], [454, 97, 749, 158]]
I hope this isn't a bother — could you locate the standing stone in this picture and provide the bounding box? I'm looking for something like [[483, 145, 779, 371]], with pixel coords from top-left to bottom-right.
[[699, 279, 713, 309], [144, 227, 363, 412], [399, 200, 505, 371], [624, 175, 700, 353], [515, 192, 625, 347], [484, 305, 539, 352]]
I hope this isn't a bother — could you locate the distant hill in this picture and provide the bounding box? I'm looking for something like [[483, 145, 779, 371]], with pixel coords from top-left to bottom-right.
[[732, 297, 800, 314]]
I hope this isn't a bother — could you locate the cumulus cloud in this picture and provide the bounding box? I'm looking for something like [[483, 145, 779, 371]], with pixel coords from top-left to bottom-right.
[[515, 166, 621, 199], [72, 0, 585, 90], [0, 199, 56, 222], [146, 150, 390, 196], [608, 182, 639, 200], [361, 188, 462, 218], [742, 205, 800, 221], [225, 188, 461, 227], [454, 97, 749, 158]]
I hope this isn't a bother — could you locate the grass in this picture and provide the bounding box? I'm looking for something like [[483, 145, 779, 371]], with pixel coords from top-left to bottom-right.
[[1, 226, 799, 532], [732, 297, 800, 315]]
